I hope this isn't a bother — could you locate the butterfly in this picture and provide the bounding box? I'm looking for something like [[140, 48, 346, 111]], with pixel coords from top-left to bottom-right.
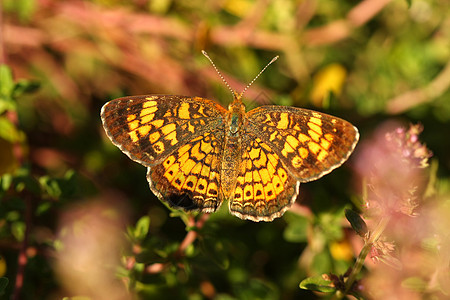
[[101, 51, 359, 222]]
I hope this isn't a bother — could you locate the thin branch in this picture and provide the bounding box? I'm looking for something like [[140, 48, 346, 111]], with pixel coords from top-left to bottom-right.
[[387, 60, 450, 114]]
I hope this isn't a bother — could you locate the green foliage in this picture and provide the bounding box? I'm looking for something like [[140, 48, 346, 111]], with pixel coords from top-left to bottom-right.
[[299, 275, 335, 293]]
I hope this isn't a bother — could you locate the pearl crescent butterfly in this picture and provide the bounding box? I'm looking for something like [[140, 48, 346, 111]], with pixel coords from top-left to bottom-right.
[[101, 51, 359, 222]]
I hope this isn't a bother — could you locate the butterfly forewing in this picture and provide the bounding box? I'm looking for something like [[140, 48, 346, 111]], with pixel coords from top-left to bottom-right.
[[101, 95, 228, 166], [246, 106, 359, 182]]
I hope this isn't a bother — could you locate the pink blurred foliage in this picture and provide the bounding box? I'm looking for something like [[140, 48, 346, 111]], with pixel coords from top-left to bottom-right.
[[55, 195, 132, 300], [353, 122, 449, 299]]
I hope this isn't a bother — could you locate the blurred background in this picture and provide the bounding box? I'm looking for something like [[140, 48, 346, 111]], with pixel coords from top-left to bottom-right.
[[1, 0, 449, 299]]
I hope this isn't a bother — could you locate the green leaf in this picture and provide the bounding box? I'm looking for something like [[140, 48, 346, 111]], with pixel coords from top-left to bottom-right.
[[11, 221, 26, 241], [134, 215, 151, 241], [0, 65, 14, 98], [0, 117, 25, 142], [13, 79, 40, 97], [0, 277, 9, 296], [345, 209, 368, 237], [1, 174, 13, 191], [299, 275, 336, 293]]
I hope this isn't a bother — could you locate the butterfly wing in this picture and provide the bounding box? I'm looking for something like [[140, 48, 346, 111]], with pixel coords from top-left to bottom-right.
[[246, 106, 359, 182], [101, 95, 228, 212], [229, 134, 300, 222]]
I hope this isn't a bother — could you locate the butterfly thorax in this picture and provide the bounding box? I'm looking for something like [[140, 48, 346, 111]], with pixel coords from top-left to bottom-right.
[[220, 94, 246, 200]]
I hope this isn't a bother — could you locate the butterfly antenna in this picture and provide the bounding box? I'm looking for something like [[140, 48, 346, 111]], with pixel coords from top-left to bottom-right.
[[240, 55, 279, 98], [202, 50, 235, 96]]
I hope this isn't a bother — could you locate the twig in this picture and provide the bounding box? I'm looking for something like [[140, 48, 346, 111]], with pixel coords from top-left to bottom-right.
[[387, 60, 450, 114], [337, 216, 390, 298]]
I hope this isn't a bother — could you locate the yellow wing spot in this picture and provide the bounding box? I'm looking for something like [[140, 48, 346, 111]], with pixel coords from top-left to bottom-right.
[[138, 125, 151, 136], [278, 168, 288, 184], [258, 168, 271, 184], [191, 143, 206, 161], [331, 119, 337, 124], [269, 131, 277, 142], [206, 182, 219, 197], [163, 110, 172, 117], [309, 117, 322, 126], [286, 135, 300, 149], [298, 133, 311, 143], [267, 153, 279, 170], [246, 159, 252, 170], [140, 106, 158, 117], [236, 175, 245, 185], [183, 175, 198, 191], [141, 114, 155, 124], [128, 120, 140, 131], [249, 147, 261, 160], [195, 178, 208, 193], [243, 185, 254, 200], [178, 152, 190, 166], [299, 147, 309, 159], [165, 131, 178, 146], [312, 112, 323, 118], [317, 150, 329, 162], [200, 140, 213, 153], [128, 130, 139, 142], [277, 113, 289, 129], [234, 186, 244, 201], [127, 114, 136, 122], [171, 172, 186, 190], [308, 129, 321, 142], [150, 119, 164, 128], [267, 160, 276, 177], [200, 164, 210, 177], [253, 150, 267, 168], [178, 102, 190, 119], [188, 123, 195, 133], [163, 155, 176, 168], [254, 183, 265, 200], [149, 131, 161, 143], [143, 98, 158, 105], [308, 122, 323, 136], [153, 141, 165, 154], [320, 138, 331, 150], [252, 170, 262, 182], [178, 144, 192, 156], [263, 183, 276, 201], [261, 114, 274, 126], [191, 162, 202, 174], [308, 142, 321, 154], [324, 133, 334, 142], [281, 141, 295, 158], [244, 171, 253, 183], [163, 163, 180, 182], [292, 155, 303, 168], [272, 176, 284, 195], [161, 123, 176, 135], [182, 159, 196, 175], [293, 123, 301, 131]]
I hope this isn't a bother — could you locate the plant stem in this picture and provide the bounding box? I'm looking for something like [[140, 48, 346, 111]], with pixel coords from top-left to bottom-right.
[[340, 216, 390, 297]]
